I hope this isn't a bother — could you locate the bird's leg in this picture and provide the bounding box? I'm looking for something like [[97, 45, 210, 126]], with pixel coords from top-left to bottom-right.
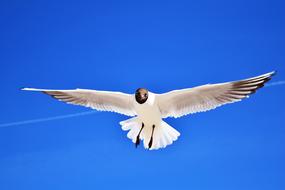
[[135, 123, 144, 148], [148, 125, 155, 149]]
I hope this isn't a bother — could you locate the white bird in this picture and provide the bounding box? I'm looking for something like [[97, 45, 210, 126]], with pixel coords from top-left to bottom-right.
[[23, 71, 275, 150]]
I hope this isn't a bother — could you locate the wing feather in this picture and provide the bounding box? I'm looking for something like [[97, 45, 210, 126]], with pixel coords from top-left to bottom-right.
[[157, 71, 275, 118], [22, 88, 136, 116]]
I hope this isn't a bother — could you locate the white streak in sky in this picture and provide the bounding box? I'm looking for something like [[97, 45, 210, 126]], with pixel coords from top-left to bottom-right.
[[0, 110, 98, 128], [265, 80, 285, 87], [0, 80, 285, 128]]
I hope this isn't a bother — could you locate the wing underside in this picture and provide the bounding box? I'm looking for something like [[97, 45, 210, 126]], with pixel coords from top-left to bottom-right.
[[157, 71, 275, 118]]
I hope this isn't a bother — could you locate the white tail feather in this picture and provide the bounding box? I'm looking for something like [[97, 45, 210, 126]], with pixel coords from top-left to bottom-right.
[[119, 117, 180, 150]]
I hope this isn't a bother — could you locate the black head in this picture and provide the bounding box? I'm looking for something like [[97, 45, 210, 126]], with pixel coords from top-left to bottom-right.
[[135, 88, 148, 104]]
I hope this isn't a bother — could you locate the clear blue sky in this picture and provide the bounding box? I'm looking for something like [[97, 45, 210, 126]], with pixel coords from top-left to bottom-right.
[[0, 0, 284, 190]]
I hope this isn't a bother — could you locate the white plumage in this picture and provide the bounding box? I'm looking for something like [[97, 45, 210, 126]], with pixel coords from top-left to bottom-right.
[[22, 71, 275, 150]]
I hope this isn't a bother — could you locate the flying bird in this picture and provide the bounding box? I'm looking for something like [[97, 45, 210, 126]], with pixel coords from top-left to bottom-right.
[[23, 71, 275, 150]]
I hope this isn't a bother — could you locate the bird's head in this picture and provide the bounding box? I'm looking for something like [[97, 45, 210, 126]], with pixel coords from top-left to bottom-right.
[[135, 88, 148, 104]]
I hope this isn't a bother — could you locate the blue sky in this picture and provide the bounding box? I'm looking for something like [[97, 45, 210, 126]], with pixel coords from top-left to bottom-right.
[[0, 0, 284, 189]]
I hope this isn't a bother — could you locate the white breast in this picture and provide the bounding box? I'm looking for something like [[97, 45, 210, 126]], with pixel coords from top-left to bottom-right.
[[134, 92, 162, 127]]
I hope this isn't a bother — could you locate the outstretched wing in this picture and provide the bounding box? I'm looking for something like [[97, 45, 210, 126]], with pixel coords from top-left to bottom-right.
[[157, 71, 275, 118], [22, 88, 136, 116]]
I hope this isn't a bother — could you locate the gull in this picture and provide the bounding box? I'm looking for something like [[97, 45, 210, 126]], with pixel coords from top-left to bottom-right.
[[23, 71, 275, 150]]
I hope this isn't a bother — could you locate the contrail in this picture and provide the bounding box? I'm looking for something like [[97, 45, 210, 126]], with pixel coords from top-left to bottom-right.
[[0, 110, 98, 128], [265, 80, 285, 87], [0, 80, 284, 128]]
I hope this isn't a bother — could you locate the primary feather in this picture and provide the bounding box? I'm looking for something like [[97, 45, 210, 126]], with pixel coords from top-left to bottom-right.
[[22, 88, 136, 116], [156, 71, 275, 118]]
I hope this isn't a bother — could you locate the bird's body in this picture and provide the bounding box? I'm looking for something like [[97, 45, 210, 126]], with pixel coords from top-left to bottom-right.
[[125, 92, 180, 149], [134, 92, 160, 125], [23, 71, 275, 150]]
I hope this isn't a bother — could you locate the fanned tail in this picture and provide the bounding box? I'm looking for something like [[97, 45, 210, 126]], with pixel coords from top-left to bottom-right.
[[120, 117, 141, 143], [120, 117, 180, 150], [149, 120, 180, 150]]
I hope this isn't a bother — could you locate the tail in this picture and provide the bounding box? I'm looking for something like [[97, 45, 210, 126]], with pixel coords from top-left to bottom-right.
[[120, 117, 180, 150]]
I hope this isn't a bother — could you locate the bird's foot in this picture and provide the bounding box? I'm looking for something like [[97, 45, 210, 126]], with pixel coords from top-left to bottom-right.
[[135, 136, 140, 148], [135, 122, 144, 148], [148, 137, 153, 149], [148, 125, 155, 149]]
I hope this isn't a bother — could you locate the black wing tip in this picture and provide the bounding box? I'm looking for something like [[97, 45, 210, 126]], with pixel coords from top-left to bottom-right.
[[265, 71, 276, 81], [230, 71, 276, 96], [264, 71, 276, 78], [271, 70, 277, 77], [258, 71, 276, 79]]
